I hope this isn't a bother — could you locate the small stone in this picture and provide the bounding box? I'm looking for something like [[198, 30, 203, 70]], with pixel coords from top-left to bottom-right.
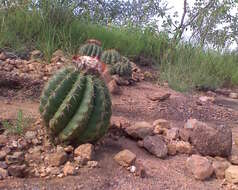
[[167, 141, 177, 156], [108, 80, 121, 95], [186, 155, 214, 180], [87, 161, 98, 168], [74, 156, 88, 166], [0, 135, 8, 147], [25, 152, 42, 164], [114, 149, 136, 167], [184, 119, 202, 129], [30, 50, 42, 60], [135, 160, 146, 178], [47, 151, 68, 166], [32, 138, 41, 145], [25, 131, 37, 140], [153, 126, 168, 135], [0, 168, 8, 179], [229, 93, 238, 99], [143, 135, 168, 158], [0, 52, 7, 60], [166, 128, 179, 140], [0, 162, 8, 169], [63, 162, 76, 176], [199, 96, 214, 102], [52, 50, 64, 58], [64, 145, 74, 153], [137, 140, 144, 148], [176, 141, 192, 154], [5, 152, 24, 165], [213, 160, 230, 179], [74, 143, 94, 161], [225, 165, 238, 184], [8, 164, 26, 177], [153, 119, 171, 129], [46, 166, 60, 176], [125, 122, 153, 140], [129, 165, 136, 173], [0, 151, 7, 161], [229, 147, 238, 165], [179, 128, 192, 142]]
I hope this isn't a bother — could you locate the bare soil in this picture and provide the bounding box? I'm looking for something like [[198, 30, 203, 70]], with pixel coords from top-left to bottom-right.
[[0, 77, 238, 189]]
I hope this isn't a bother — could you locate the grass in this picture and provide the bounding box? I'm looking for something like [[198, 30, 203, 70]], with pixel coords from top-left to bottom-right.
[[0, 2, 237, 91], [2, 109, 31, 135]]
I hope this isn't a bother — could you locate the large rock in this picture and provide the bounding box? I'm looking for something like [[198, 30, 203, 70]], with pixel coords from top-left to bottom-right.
[[125, 122, 153, 140], [212, 160, 230, 179], [114, 149, 136, 167], [74, 143, 94, 161], [186, 155, 214, 180], [143, 135, 167, 158], [8, 164, 26, 177], [189, 121, 232, 157], [225, 165, 238, 184]]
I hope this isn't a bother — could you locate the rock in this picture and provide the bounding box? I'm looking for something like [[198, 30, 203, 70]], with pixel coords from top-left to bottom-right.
[[74, 143, 94, 161], [167, 141, 177, 156], [114, 149, 136, 167], [63, 162, 76, 176], [190, 123, 232, 157], [225, 165, 238, 184], [184, 119, 203, 129], [229, 93, 238, 99], [125, 122, 153, 140], [0, 168, 8, 179], [47, 151, 68, 166], [135, 160, 146, 178], [108, 80, 121, 95], [199, 96, 214, 102], [0, 162, 8, 169], [5, 152, 24, 165], [8, 164, 26, 177], [46, 166, 60, 176], [179, 128, 192, 142], [186, 155, 214, 180], [74, 156, 88, 166], [25, 152, 42, 164], [212, 160, 230, 179], [143, 135, 168, 158], [25, 131, 37, 140], [153, 126, 168, 135], [153, 119, 171, 129], [87, 161, 98, 168], [137, 140, 144, 148], [0, 135, 8, 147], [64, 146, 74, 153], [166, 128, 179, 140], [176, 141, 192, 154], [129, 165, 136, 173], [0, 52, 7, 61], [30, 50, 43, 60], [0, 151, 7, 161], [229, 147, 238, 165]]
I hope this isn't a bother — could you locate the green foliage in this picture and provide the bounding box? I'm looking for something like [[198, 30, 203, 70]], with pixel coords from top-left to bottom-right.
[[39, 67, 112, 145], [2, 109, 30, 135], [79, 42, 102, 58], [100, 49, 121, 65], [110, 57, 132, 77]]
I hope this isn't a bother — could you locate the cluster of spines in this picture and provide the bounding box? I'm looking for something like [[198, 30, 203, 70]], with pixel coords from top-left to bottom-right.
[[100, 49, 121, 65], [39, 67, 111, 145], [110, 57, 132, 77]]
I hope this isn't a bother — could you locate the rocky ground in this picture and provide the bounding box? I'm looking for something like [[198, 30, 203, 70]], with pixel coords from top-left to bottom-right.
[[0, 50, 238, 190]]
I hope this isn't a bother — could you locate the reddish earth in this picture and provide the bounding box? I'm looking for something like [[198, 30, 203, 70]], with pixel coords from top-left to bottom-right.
[[0, 76, 238, 189]]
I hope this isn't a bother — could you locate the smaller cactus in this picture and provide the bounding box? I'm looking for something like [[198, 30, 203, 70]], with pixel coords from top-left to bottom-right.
[[100, 49, 121, 65], [79, 40, 102, 58], [110, 57, 132, 77]]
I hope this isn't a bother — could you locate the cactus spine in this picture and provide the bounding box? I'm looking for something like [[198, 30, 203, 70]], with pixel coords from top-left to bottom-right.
[[100, 49, 121, 65], [39, 67, 112, 145], [110, 57, 132, 77]]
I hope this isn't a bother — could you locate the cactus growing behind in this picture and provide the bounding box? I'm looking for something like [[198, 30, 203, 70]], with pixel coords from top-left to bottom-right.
[[39, 66, 112, 145], [110, 57, 132, 77], [79, 40, 102, 58], [100, 49, 121, 65]]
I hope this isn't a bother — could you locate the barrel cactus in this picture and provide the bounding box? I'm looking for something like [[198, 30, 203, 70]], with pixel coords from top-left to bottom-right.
[[79, 39, 102, 58], [110, 57, 132, 77], [100, 49, 121, 65], [39, 66, 112, 145]]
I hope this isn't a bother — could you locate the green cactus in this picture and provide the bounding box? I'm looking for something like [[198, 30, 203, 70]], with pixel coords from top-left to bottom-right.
[[39, 67, 112, 145], [100, 49, 121, 65], [79, 43, 102, 58], [110, 57, 132, 77]]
